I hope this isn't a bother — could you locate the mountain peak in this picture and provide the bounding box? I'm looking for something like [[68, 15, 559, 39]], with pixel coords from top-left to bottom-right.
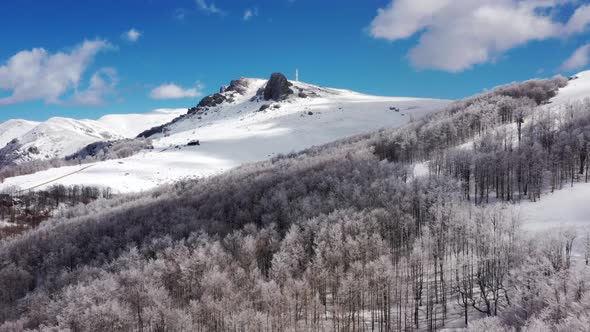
[[192, 73, 297, 112]]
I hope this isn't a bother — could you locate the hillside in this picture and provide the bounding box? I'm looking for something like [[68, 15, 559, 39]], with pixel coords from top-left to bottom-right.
[[0, 74, 449, 193]]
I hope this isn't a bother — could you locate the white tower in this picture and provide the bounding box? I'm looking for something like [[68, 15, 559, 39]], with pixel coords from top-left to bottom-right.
[[296, 68, 299, 82]]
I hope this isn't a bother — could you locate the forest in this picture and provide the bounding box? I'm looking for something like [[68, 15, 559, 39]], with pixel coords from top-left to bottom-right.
[[0, 76, 589, 331], [0, 184, 112, 239]]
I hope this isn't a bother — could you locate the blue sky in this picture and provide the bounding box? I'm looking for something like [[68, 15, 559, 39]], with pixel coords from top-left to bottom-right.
[[1, 0, 590, 122]]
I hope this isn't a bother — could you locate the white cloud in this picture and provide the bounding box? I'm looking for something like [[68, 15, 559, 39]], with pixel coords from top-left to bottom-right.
[[71, 68, 119, 106], [195, 0, 225, 15], [123, 28, 142, 42], [560, 44, 590, 72], [370, 0, 590, 72], [564, 4, 590, 34], [243, 8, 258, 21], [149, 83, 203, 99], [0, 40, 112, 105]]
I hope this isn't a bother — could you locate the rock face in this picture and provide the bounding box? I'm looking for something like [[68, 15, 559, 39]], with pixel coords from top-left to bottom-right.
[[194, 78, 251, 112], [220, 78, 250, 95], [264, 73, 293, 101], [0, 139, 28, 168], [197, 93, 227, 108], [66, 141, 113, 160], [225, 79, 250, 95]]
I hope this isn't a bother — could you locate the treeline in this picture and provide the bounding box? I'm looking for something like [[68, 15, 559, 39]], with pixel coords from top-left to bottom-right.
[[374, 76, 567, 163], [0, 138, 152, 184], [373, 76, 582, 204], [0, 185, 112, 239], [435, 101, 590, 204], [0, 76, 588, 331]]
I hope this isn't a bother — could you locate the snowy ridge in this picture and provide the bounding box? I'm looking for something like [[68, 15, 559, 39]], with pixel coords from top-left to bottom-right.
[[0, 119, 39, 148], [98, 108, 187, 138], [0, 76, 450, 193], [16, 117, 122, 159], [0, 109, 186, 160]]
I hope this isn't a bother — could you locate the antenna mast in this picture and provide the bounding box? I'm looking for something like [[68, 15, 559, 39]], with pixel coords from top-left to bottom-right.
[[296, 68, 299, 82]]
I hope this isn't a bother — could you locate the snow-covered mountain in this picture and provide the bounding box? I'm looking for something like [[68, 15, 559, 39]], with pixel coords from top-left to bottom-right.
[[15, 117, 121, 160], [0, 109, 186, 162], [0, 119, 40, 148], [0, 73, 450, 193]]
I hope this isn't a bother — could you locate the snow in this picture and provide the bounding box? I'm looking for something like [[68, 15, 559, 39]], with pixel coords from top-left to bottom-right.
[[517, 182, 590, 232], [514, 181, 590, 258], [551, 70, 590, 105], [0, 79, 450, 193], [0, 149, 229, 193], [96, 108, 186, 138], [413, 162, 430, 177], [0, 220, 14, 229]]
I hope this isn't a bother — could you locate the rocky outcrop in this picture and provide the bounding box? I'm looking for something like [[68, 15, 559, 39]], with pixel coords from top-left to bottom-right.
[[137, 115, 185, 138], [27, 146, 39, 155], [194, 78, 251, 113], [65, 141, 113, 160], [0, 139, 29, 168], [225, 78, 250, 95], [264, 73, 293, 101], [197, 93, 227, 108]]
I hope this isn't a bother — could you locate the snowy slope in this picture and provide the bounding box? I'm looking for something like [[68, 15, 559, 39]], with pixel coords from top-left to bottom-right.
[[97, 109, 186, 138], [0, 119, 39, 148], [0, 109, 186, 161], [515, 181, 590, 258], [518, 71, 590, 231], [551, 70, 590, 105], [518, 183, 590, 232], [495, 73, 590, 240], [0, 77, 449, 193]]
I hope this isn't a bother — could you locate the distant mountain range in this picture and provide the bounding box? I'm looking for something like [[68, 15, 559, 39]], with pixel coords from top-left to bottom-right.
[[0, 109, 185, 163]]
